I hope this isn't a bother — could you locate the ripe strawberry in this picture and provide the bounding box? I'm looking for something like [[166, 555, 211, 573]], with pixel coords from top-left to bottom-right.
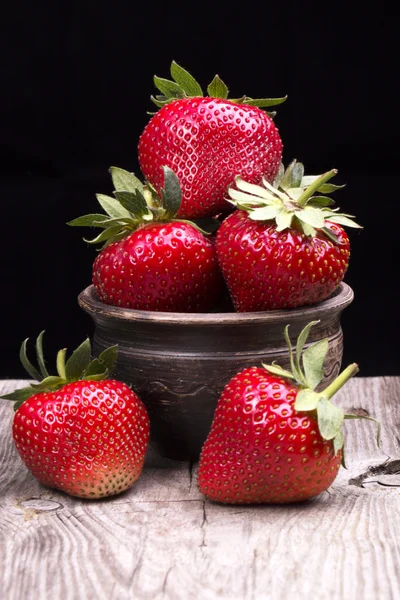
[[1, 333, 150, 499], [216, 160, 361, 311], [198, 321, 379, 504], [69, 165, 223, 312], [138, 61, 286, 219]]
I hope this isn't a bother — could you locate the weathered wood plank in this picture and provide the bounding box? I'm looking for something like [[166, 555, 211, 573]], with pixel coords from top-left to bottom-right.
[[1, 378, 400, 600]]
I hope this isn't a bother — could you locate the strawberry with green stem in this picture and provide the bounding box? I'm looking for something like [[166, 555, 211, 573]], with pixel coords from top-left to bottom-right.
[[69, 165, 223, 312], [216, 160, 361, 311], [198, 321, 380, 504], [1, 333, 150, 499], [138, 61, 286, 219]]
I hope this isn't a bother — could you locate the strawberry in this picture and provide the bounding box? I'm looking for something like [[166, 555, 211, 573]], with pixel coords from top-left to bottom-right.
[[69, 165, 223, 312], [216, 160, 361, 311], [1, 333, 150, 499], [138, 61, 286, 219], [198, 321, 379, 504]]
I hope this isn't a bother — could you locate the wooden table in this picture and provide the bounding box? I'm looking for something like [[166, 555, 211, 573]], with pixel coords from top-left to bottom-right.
[[1, 377, 399, 600]]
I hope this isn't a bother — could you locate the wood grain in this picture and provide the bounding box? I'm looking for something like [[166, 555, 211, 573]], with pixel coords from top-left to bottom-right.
[[1, 377, 400, 600]]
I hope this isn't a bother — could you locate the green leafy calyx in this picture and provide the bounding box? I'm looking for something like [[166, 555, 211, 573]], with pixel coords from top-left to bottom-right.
[[68, 166, 192, 248], [0, 333, 118, 410], [149, 61, 287, 116], [262, 321, 379, 462], [227, 160, 361, 244]]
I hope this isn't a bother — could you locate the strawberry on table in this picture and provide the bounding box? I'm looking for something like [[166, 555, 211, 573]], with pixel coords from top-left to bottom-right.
[[216, 160, 361, 311], [1, 333, 150, 499], [68, 165, 223, 312], [198, 321, 379, 504], [138, 61, 286, 219]]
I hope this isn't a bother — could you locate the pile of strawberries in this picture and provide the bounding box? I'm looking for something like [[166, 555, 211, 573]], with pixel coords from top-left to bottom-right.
[[70, 62, 359, 313], [3, 62, 378, 504]]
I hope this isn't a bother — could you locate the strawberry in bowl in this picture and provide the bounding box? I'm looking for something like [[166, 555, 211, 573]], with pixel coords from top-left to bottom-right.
[[216, 160, 361, 311], [1, 332, 150, 499], [138, 61, 286, 219], [69, 165, 223, 311]]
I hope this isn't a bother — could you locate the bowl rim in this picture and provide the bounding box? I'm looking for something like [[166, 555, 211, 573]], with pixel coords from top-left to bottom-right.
[[78, 283, 354, 326]]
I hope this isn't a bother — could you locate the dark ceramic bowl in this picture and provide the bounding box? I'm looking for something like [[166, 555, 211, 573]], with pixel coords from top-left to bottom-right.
[[78, 283, 354, 462]]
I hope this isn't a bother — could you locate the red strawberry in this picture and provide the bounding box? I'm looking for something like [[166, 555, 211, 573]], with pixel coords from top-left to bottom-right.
[[2, 333, 150, 499], [69, 165, 223, 312], [198, 322, 379, 504], [216, 160, 361, 311], [138, 61, 286, 219]]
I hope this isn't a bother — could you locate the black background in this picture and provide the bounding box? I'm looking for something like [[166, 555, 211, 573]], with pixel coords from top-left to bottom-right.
[[1, 3, 398, 378]]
